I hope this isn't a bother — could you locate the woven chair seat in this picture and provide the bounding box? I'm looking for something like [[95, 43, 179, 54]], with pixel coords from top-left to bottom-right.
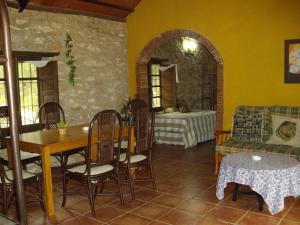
[[119, 153, 147, 163], [0, 169, 36, 183], [0, 148, 40, 161], [67, 164, 114, 176]]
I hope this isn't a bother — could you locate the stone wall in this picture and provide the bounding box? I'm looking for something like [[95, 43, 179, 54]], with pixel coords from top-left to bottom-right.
[[152, 37, 216, 110], [8, 8, 128, 124]]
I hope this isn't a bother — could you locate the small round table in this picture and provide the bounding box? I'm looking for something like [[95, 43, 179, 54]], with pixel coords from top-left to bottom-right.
[[216, 152, 300, 215]]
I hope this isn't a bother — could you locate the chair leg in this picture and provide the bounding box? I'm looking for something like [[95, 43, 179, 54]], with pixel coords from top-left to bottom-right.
[[2, 187, 7, 214], [38, 176, 45, 211], [99, 180, 104, 193], [215, 153, 220, 175], [148, 160, 156, 190], [115, 170, 124, 205], [93, 184, 98, 201], [87, 180, 96, 217], [6, 191, 14, 213], [61, 174, 68, 207], [126, 165, 135, 200]]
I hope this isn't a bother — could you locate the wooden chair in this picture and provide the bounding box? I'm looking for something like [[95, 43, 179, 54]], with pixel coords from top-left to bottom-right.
[[38, 102, 66, 130], [114, 99, 145, 152], [61, 110, 124, 217], [0, 158, 44, 214], [0, 106, 41, 172], [119, 100, 156, 200], [38, 102, 85, 167]]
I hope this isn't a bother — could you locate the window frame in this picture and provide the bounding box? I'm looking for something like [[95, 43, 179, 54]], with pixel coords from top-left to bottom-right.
[[16, 58, 41, 131], [0, 51, 59, 133], [147, 58, 168, 112]]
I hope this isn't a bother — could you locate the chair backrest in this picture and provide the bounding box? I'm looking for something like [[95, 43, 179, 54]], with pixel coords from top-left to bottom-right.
[[0, 158, 6, 185], [86, 110, 122, 174], [38, 102, 65, 130], [127, 99, 146, 112], [123, 99, 146, 123], [127, 100, 154, 155], [0, 106, 9, 149]]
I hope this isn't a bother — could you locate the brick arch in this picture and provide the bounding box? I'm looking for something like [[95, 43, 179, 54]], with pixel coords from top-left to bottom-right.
[[135, 29, 224, 129]]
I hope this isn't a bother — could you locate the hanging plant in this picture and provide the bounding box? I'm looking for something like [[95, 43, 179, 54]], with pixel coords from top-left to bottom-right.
[[64, 32, 76, 86]]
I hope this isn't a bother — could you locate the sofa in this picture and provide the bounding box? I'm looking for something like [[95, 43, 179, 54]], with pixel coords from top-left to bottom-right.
[[215, 105, 300, 174]]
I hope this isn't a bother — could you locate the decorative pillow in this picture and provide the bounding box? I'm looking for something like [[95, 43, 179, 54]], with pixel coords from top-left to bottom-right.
[[235, 106, 272, 141], [177, 100, 190, 113], [266, 115, 300, 147], [231, 113, 263, 142], [164, 107, 177, 113]]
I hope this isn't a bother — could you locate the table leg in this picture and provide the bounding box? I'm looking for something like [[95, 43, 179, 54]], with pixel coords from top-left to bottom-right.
[[232, 183, 239, 201], [41, 149, 55, 222], [256, 194, 264, 211], [232, 183, 264, 212]]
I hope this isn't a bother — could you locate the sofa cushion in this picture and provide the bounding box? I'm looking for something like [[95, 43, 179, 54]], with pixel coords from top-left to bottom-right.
[[216, 140, 300, 161], [267, 115, 300, 148], [231, 113, 263, 142], [235, 106, 272, 141], [269, 106, 300, 118]]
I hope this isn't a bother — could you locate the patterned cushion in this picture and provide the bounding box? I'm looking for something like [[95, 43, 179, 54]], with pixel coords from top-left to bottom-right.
[[266, 115, 300, 148], [231, 113, 263, 142], [235, 106, 271, 141], [216, 140, 300, 161], [269, 106, 300, 118]]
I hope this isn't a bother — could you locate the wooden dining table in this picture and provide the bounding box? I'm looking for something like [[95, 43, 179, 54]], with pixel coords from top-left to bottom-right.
[[6, 123, 134, 223]]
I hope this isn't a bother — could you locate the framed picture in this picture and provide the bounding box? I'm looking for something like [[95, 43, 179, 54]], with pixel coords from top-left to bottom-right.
[[285, 39, 300, 83]]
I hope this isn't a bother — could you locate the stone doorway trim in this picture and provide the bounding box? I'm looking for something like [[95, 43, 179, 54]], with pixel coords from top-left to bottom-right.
[[135, 29, 224, 129]]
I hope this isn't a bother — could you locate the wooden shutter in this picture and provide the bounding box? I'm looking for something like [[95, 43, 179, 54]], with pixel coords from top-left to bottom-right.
[[161, 67, 176, 108], [38, 61, 60, 129], [38, 61, 59, 105]]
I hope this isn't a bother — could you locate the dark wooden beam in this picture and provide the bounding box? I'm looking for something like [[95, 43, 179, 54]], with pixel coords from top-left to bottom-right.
[[6, 0, 126, 22], [80, 0, 134, 13]]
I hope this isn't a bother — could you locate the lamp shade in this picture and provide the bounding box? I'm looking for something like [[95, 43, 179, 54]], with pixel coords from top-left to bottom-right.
[[182, 37, 198, 57]]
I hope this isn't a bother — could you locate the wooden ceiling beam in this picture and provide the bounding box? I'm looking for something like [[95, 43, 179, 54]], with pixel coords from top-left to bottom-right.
[[6, 0, 127, 22], [80, 0, 134, 13], [7, 0, 141, 21]]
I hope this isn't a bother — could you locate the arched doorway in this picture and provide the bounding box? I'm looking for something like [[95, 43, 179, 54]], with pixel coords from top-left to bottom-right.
[[135, 29, 224, 129]]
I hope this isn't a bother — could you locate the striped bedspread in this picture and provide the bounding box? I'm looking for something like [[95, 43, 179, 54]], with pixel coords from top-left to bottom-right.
[[154, 111, 216, 148]]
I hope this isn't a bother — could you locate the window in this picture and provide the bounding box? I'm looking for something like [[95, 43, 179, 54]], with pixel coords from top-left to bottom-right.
[[0, 65, 7, 107], [150, 64, 162, 109], [18, 62, 39, 125], [0, 51, 59, 132], [148, 58, 168, 111]]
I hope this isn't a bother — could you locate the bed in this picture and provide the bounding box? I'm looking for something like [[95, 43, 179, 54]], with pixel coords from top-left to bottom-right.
[[154, 111, 216, 148]]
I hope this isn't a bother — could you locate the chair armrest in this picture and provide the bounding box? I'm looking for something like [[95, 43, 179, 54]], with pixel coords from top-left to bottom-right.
[[215, 130, 232, 144]]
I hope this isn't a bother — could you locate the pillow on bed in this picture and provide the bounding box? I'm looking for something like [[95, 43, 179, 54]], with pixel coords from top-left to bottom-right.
[[231, 113, 263, 142], [177, 100, 190, 113], [164, 107, 177, 113]]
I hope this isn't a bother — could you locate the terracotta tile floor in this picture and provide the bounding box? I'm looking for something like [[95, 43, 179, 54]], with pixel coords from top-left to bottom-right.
[[1, 141, 300, 225]]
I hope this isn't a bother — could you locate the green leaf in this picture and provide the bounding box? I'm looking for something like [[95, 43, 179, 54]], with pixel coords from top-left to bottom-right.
[[64, 32, 76, 86]]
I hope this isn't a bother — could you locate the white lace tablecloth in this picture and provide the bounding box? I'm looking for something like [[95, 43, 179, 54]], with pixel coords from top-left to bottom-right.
[[216, 152, 300, 215]]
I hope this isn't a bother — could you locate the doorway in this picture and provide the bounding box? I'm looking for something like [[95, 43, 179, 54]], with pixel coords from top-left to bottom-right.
[[136, 29, 224, 129]]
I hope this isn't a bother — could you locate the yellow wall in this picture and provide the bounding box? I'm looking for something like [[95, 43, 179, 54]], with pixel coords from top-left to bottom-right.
[[127, 0, 300, 129]]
